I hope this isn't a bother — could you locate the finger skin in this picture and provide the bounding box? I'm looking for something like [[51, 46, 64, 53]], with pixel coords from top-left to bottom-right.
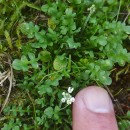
[[72, 86, 118, 130]]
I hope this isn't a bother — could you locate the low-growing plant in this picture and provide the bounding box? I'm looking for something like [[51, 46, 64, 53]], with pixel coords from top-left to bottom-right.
[[0, 0, 130, 130], [0, 0, 41, 35], [118, 111, 130, 130]]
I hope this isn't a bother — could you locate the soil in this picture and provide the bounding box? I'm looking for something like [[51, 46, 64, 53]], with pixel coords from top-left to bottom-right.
[[109, 65, 130, 116]]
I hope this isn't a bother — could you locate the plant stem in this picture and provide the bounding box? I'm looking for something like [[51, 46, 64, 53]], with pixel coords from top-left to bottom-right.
[[116, 0, 122, 22]]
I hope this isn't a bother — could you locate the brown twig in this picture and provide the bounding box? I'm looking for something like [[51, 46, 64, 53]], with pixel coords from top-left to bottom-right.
[[104, 86, 125, 115], [0, 59, 14, 114]]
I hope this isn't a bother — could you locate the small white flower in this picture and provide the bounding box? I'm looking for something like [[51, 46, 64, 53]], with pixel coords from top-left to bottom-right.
[[65, 93, 71, 99], [62, 92, 66, 96], [61, 98, 66, 103], [68, 87, 74, 93], [61, 87, 75, 105], [87, 4, 96, 13], [67, 99, 72, 105], [70, 97, 75, 102], [91, 4, 95, 8]]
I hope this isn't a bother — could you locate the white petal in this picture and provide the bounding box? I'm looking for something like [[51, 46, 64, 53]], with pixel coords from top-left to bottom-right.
[[70, 97, 75, 102], [67, 99, 72, 105], [61, 98, 66, 103], [68, 87, 74, 93], [62, 92, 65, 96]]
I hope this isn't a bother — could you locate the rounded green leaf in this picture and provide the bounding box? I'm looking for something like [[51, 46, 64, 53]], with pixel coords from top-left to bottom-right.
[[12, 56, 29, 71], [98, 71, 112, 85], [53, 56, 67, 70], [46, 86, 53, 94], [41, 4, 49, 13], [100, 59, 113, 70], [118, 59, 125, 66], [98, 36, 107, 46], [44, 107, 54, 118], [104, 59, 113, 69], [12, 59, 23, 70], [38, 51, 51, 62]]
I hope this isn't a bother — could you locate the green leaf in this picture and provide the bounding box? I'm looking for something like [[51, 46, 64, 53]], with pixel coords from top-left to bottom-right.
[[28, 53, 38, 69], [46, 86, 53, 94], [35, 98, 45, 107], [19, 56, 29, 71], [20, 22, 39, 38], [47, 28, 58, 41], [12, 59, 23, 70], [65, 8, 73, 17], [99, 59, 113, 70], [98, 36, 107, 46], [107, 0, 115, 4], [80, 70, 90, 80], [38, 85, 48, 95], [66, 37, 81, 49], [41, 4, 49, 13], [20, 22, 29, 34], [54, 106, 60, 120], [50, 79, 59, 86], [127, 111, 130, 118], [67, 0, 81, 4], [13, 126, 20, 130], [38, 51, 51, 62], [12, 56, 29, 71], [124, 26, 130, 34], [35, 30, 45, 43], [38, 84, 53, 95], [31, 61, 39, 69], [53, 55, 67, 70], [28, 52, 35, 60], [118, 120, 130, 130], [104, 59, 113, 69], [1, 124, 11, 130], [47, 3, 58, 15], [75, 0, 82, 4], [60, 26, 68, 35], [44, 107, 54, 118], [118, 59, 125, 66], [94, 0, 103, 4], [98, 71, 112, 85]]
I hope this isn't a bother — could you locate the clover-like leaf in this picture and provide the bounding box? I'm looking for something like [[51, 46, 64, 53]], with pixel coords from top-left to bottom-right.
[[98, 71, 112, 85], [99, 59, 113, 70]]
